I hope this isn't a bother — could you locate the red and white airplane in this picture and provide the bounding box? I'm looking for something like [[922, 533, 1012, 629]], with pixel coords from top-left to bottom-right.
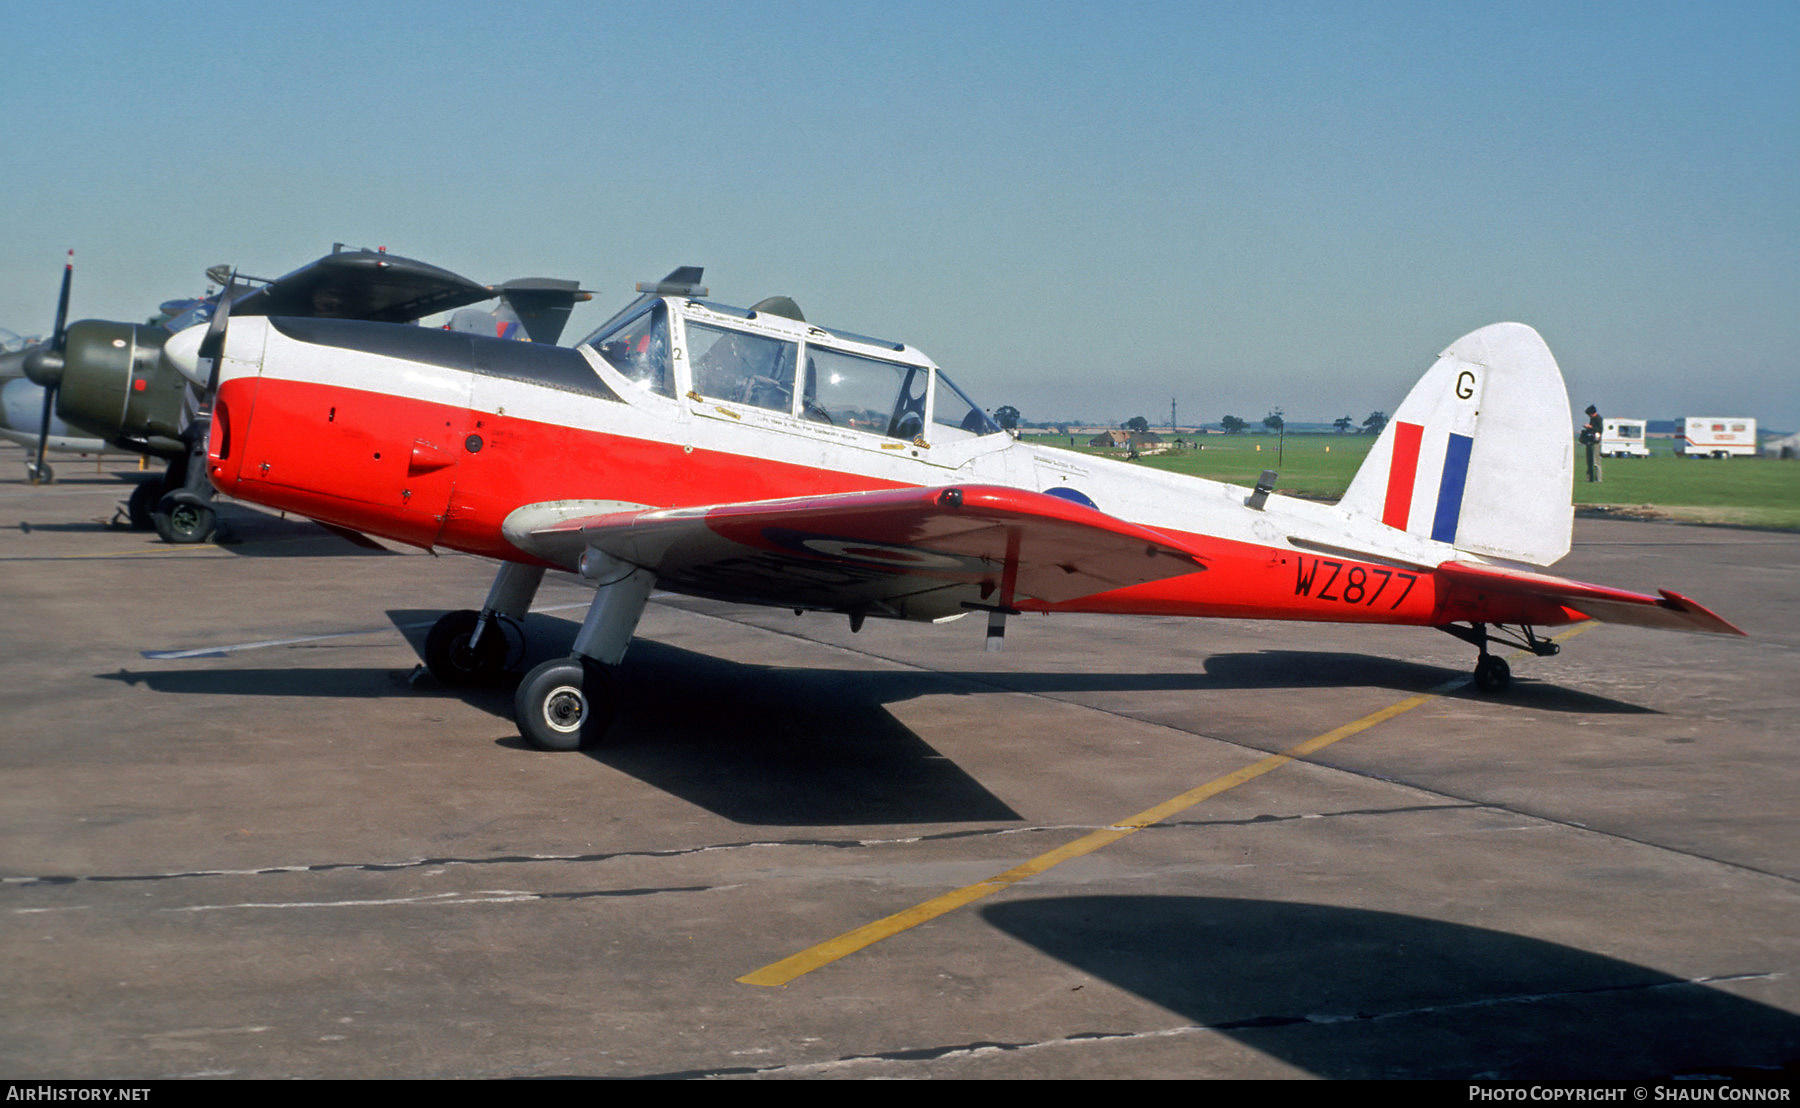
[[165, 267, 1742, 750]]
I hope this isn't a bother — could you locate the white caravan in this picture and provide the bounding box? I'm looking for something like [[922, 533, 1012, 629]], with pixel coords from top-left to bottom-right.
[[1600, 418, 1650, 458], [1677, 417, 1758, 458]]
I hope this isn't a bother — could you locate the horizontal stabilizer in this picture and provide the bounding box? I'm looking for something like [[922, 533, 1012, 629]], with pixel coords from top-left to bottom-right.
[[506, 485, 1208, 621], [1435, 561, 1744, 635]]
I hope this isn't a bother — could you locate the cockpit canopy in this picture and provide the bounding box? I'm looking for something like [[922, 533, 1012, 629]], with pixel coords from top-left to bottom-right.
[[578, 292, 1000, 443]]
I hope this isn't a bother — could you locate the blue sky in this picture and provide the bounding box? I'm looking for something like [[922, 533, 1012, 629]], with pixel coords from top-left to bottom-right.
[[5, 1, 1796, 429]]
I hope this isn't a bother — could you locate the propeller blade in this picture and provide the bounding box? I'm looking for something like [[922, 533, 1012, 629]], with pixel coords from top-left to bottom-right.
[[30, 251, 73, 484], [198, 271, 238, 398], [51, 250, 72, 350], [32, 385, 56, 480]]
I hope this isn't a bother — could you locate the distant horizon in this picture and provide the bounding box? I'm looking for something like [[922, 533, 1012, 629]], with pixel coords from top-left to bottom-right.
[[1007, 415, 1796, 436]]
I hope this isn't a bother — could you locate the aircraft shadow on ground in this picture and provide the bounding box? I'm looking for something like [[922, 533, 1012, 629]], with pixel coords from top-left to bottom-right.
[[3, 472, 142, 488], [593, 640, 1023, 825], [210, 509, 397, 557], [102, 612, 1655, 825], [10, 499, 391, 554], [982, 895, 1799, 1080], [1197, 650, 1657, 715], [98, 664, 519, 714], [15, 520, 122, 535], [786, 649, 1648, 716]]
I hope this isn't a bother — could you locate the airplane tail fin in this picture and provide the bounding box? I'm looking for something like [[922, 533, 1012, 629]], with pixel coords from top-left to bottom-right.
[[1338, 323, 1573, 567], [448, 278, 592, 344]]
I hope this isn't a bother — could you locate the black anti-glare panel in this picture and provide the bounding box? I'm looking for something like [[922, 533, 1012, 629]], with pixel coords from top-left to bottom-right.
[[268, 317, 622, 402]]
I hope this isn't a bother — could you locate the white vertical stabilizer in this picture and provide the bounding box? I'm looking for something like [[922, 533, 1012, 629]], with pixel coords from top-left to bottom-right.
[[1339, 323, 1573, 567]]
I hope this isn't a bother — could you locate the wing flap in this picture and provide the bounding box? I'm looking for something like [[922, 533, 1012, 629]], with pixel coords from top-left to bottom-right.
[[1436, 561, 1744, 635], [508, 485, 1208, 620]]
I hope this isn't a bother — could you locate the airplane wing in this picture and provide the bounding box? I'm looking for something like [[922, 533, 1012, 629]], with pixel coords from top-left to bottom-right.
[[506, 485, 1209, 621], [228, 249, 495, 322], [1435, 561, 1745, 635]]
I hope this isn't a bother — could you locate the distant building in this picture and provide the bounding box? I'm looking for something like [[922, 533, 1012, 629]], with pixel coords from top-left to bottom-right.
[[1088, 429, 1164, 450]]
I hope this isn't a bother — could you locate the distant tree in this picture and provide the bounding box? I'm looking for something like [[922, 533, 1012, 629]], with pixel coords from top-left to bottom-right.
[[1333, 415, 1354, 434], [992, 405, 1020, 431], [1125, 415, 1151, 433], [1363, 410, 1388, 435], [1262, 408, 1285, 432], [1220, 415, 1248, 434]]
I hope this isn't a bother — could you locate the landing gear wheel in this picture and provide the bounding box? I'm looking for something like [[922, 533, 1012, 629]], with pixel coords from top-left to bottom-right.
[[424, 609, 509, 686], [152, 493, 217, 544], [126, 481, 160, 531], [1474, 655, 1512, 694], [26, 461, 53, 484], [515, 657, 616, 752]]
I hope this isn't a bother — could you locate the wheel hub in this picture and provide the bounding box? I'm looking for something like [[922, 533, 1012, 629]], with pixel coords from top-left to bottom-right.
[[543, 686, 586, 733]]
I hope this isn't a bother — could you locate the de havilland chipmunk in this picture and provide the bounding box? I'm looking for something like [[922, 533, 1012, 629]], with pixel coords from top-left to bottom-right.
[[7, 247, 588, 543], [162, 266, 1742, 751]]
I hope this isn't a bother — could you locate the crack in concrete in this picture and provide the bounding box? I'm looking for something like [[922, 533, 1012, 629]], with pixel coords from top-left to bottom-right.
[[2, 802, 1487, 891], [635, 971, 1782, 1079], [151, 886, 720, 913]]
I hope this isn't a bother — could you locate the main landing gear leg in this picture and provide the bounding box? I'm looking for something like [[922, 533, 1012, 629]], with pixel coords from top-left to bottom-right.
[[127, 454, 189, 532], [126, 478, 161, 531], [151, 426, 221, 544], [425, 562, 546, 687], [514, 557, 655, 752]]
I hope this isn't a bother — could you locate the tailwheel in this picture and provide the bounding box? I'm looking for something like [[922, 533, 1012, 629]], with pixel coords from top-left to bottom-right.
[[1441, 622, 1553, 694], [152, 492, 217, 544], [1473, 654, 1512, 694], [424, 609, 510, 686], [515, 657, 617, 752]]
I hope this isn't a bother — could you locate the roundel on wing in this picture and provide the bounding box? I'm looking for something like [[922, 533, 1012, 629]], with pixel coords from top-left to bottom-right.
[[1043, 486, 1097, 509]]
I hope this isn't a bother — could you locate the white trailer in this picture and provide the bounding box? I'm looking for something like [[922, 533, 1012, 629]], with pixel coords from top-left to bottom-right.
[[1600, 418, 1650, 458], [1677, 417, 1758, 458]]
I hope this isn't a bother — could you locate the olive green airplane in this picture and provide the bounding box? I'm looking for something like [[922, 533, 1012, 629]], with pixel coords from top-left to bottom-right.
[[5, 246, 588, 542]]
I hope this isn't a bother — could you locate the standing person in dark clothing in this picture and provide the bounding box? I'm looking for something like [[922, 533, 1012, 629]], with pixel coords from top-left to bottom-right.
[[1581, 404, 1604, 482]]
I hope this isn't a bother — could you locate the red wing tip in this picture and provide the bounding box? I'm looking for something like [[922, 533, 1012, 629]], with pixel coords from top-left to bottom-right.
[[1657, 590, 1749, 636]]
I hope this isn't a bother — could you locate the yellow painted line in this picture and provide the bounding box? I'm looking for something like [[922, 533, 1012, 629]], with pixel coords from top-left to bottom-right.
[[738, 623, 1595, 988]]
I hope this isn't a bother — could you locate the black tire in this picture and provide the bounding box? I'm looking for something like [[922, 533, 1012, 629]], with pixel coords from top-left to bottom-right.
[[514, 657, 616, 752], [1473, 655, 1512, 694], [152, 493, 217, 544], [126, 481, 159, 531], [424, 609, 508, 686], [26, 461, 53, 484]]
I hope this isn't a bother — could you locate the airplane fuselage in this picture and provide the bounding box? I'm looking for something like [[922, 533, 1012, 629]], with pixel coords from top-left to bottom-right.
[[202, 311, 1579, 632]]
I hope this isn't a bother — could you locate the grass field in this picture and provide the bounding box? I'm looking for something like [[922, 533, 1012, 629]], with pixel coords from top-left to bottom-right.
[[1022, 433, 1800, 530]]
